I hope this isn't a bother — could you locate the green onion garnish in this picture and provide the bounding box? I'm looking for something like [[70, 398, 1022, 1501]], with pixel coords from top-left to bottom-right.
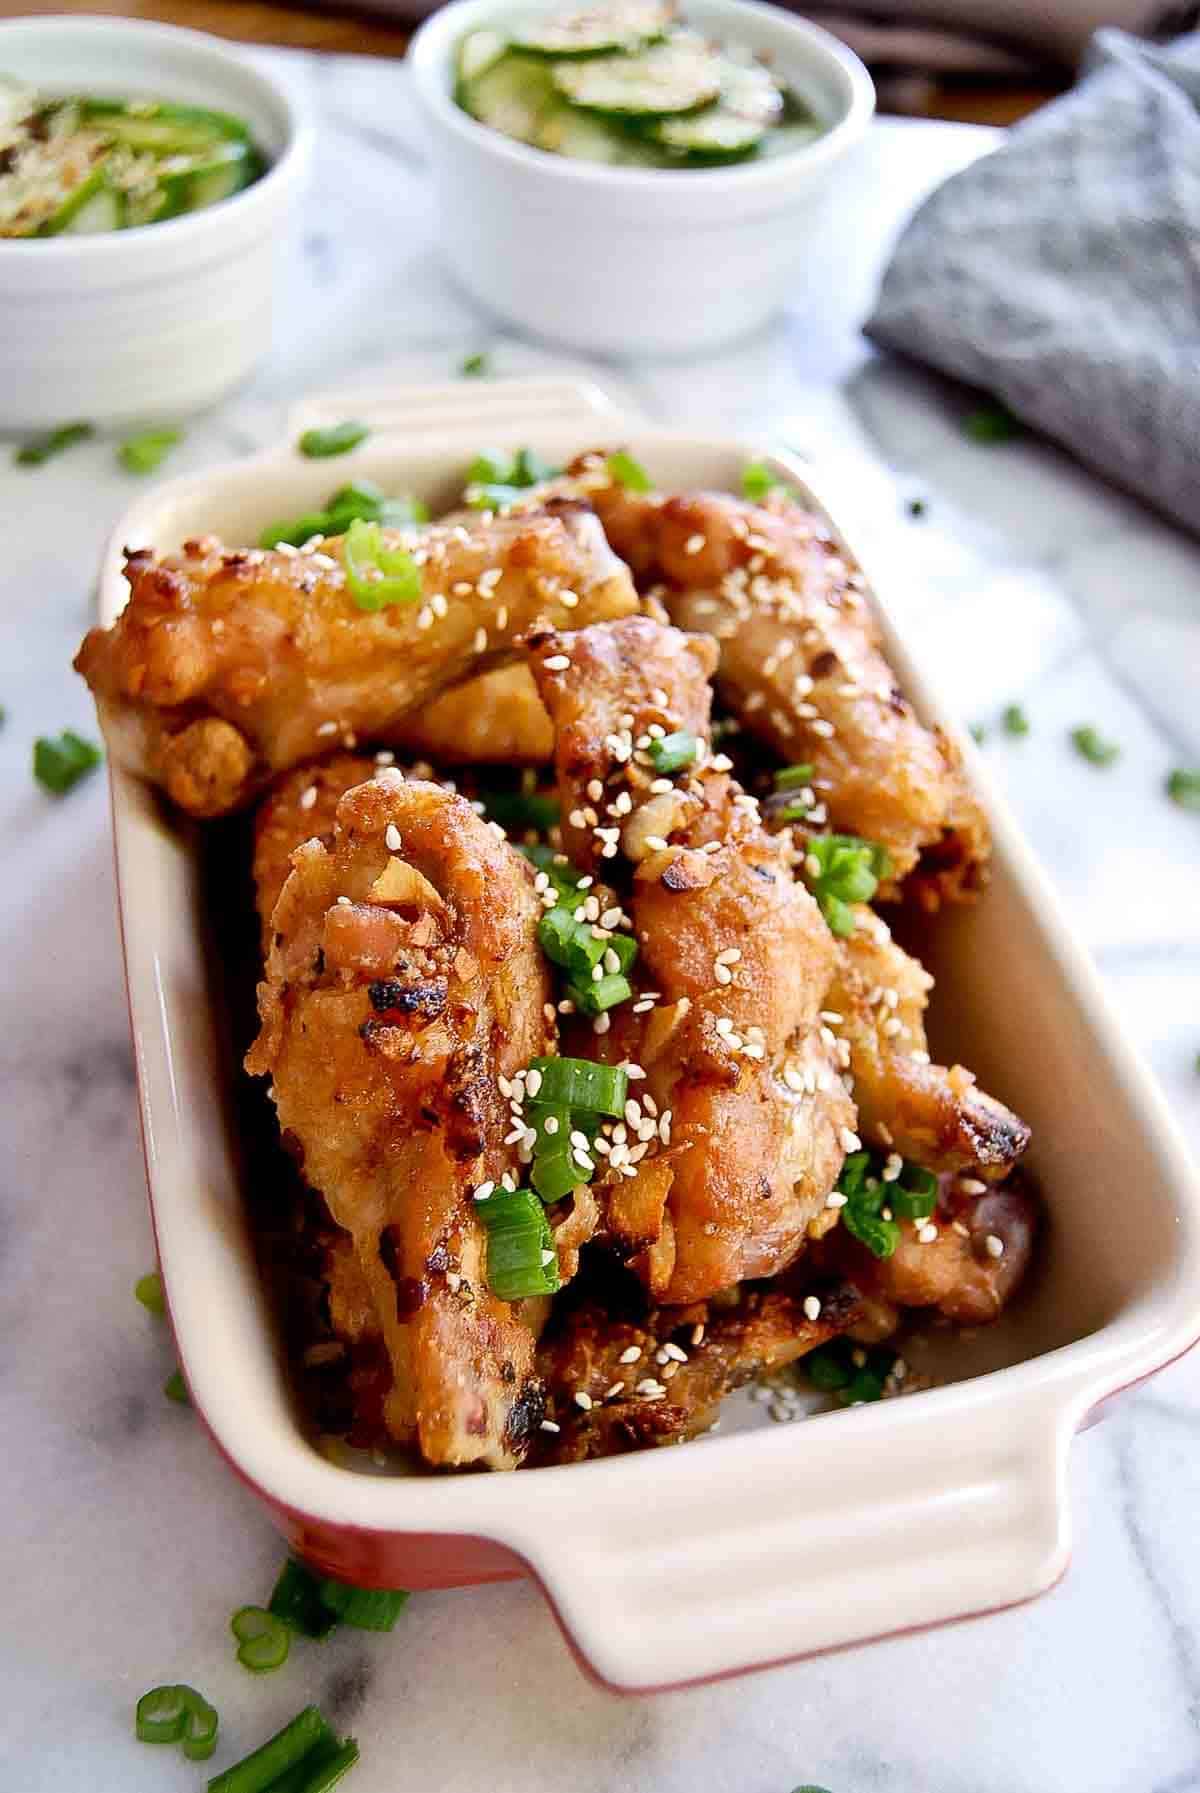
[[834, 1150, 938, 1259], [842, 1203, 901, 1261], [119, 429, 182, 475], [646, 730, 697, 774], [741, 461, 777, 502], [1166, 768, 1200, 811], [804, 1344, 852, 1391], [15, 420, 93, 466], [135, 1684, 219, 1761], [802, 1337, 896, 1406], [477, 1187, 560, 1300], [260, 482, 428, 550], [528, 1056, 628, 1115], [231, 1605, 291, 1673], [773, 763, 815, 791], [906, 497, 927, 518], [317, 1581, 410, 1632], [1071, 725, 1120, 766], [1001, 704, 1030, 738], [33, 729, 101, 795], [269, 1558, 341, 1639], [963, 400, 1021, 443], [569, 972, 633, 1014], [887, 1163, 938, 1222], [801, 834, 891, 938], [481, 790, 560, 833], [298, 420, 369, 459], [969, 723, 987, 745], [341, 517, 422, 611], [459, 352, 489, 377], [164, 1367, 190, 1404], [206, 1705, 349, 1793], [528, 1102, 594, 1203], [464, 446, 560, 508], [269, 1737, 360, 1793], [606, 450, 653, 494], [135, 1271, 165, 1315]]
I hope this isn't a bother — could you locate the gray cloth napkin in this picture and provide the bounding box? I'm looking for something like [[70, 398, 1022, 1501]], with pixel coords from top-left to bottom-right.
[[865, 28, 1200, 537]]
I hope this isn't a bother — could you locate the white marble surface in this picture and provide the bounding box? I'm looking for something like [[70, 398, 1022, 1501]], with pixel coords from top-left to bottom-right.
[[3, 45, 1200, 1793]]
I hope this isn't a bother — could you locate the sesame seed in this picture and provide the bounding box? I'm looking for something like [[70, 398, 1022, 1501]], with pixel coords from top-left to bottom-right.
[[691, 1323, 705, 1346], [299, 785, 318, 811], [586, 779, 604, 802], [663, 1342, 687, 1362], [811, 719, 836, 738], [984, 1233, 1005, 1258], [574, 1390, 593, 1410], [803, 1295, 822, 1322], [684, 534, 706, 556], [336, 895, 351, 907], [384, 822, 402, 851], [540, 1419, 561, 1434], [882, 1018, 904, 1038], [840, 1128, 862, 1153], [473, 626, 488, 653], [644, 835, 671, 852], [604, 1381, 626, 1400], [540, 1248, 556, 1267], [593, 1014, 611, 1035], [416, 607, 433, 630], [881, 1154, 903, 1182], [544, 653, 571, 671], [453, 580, 473, 596], [619, 1345, 642, 1365], [472, 1181, 494, 1202], [542, 1115, 559, 1136], [649, 777, 674, 795], [960, 1177, 987, 1195], [430, 592, 448, 619], [918, 1223, 939, 1244], [317, 720, 339, 737], [826, 1191, 848, 1209]]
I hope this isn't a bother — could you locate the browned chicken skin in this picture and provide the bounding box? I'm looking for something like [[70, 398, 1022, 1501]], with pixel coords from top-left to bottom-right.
[[246, 773, 554, 1469], [528, 617, 855, 1305], [396, 662, 553, 766], [75, 507, 635, 817]]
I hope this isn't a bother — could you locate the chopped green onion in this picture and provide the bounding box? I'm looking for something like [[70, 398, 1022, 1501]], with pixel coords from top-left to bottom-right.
[[834, 1149, 937, 1259], [531, 1144, 590, 1204], [481, 790, 560, 833], [231, 1605, 291, 1673], [341, 518, 422, 611], [317, 1580, 410, 1632], [606, 933, 638, 976], [1166, 768, 1200, 810], [269, 1737, 360, 1793], [568, 972, 633, 1015], [459, 352, 490, 377], [906, 496, 927, 518], [741, 461, 777, 502], [1071, 725, 1120, 766], [164, 1367, 190, 1404], [135, 1271, 165, 1315], [804, 1344, 851, 1391], [963, 400, 1021, 443], [773, 763, 815, 791], [537, 907, 582, 968], [647, 730, 698, 774], [206, 1704, 335, 1793], [119, 429, 182, 475], [465, 446, 559, 494], [888, 1162, 938, 1222], [268, 1559, 341, 1639], [801, 834, 891, 938], [33, 729, 101, 795], [606, 450, 653, 493], [841, 1364, 890, 1404], [260, 484, 428, 550], [528, 1056, 628, 1115], [135, 1684, 219, 1761], [477, 1187, 560, 1300], [842, 1203, 901, 1260], [15, 421, 93, 466], [260, 511, 333, 550], [299, 420, 369, 459], [969, 722, 987, 745], [520, 845, 587, 903], [1002, 704, 1029, 737], [803, 1336, 896, 1405]]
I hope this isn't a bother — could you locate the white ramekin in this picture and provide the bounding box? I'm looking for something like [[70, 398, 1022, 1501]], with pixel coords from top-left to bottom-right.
[[0, 16, 311, 431], [408, 0, 875, 356]]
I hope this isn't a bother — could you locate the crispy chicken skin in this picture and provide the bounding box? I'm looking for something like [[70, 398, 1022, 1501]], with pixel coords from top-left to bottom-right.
[[253, 754, 377, 947], [528, 617, 854, 1304], [75, 508, 635, 817], [566, 466, 988, 901], [827, 905, 1031, 1177], [245, 773, 553, 1469], [395, 663, 553, 766], [533, 1276, 863, 1463]]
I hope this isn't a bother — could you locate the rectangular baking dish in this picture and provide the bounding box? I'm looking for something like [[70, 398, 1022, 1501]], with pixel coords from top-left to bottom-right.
[[96, 376, 1200, 1693]]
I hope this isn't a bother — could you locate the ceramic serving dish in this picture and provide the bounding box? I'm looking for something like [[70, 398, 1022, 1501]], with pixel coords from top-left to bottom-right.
[[95, 376, 1200, 1692]]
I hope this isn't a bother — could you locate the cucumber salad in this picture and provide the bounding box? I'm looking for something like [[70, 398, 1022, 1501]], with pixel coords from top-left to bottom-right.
[[0, 80, 265, 237], [455, 0, 824, 167]]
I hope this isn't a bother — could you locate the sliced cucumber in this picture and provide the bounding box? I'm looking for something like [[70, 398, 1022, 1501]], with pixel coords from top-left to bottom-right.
[[535, 101, 664, 164], [455, 27, 508, 95], [649, 52, 782, 160], [550, 37, 721, 118], [510, 0, 672, 58], [459, 51, 558, 144], [56, 175, 124, 234], [79, 99, 249, 157]]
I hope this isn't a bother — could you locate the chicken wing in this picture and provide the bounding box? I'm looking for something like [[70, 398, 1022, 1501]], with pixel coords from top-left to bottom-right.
[[527, 616, 855, 1305], [395, 663, 553, 766], [75, 506, 635, 817], [566, 468, 988, 901], [825, 905, 1031, 1177], [253, 754, 377, 948], [245, 771, 554, 1469]]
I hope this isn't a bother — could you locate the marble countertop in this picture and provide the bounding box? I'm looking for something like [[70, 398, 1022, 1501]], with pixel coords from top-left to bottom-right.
[[3, 45, 1199, 1793]]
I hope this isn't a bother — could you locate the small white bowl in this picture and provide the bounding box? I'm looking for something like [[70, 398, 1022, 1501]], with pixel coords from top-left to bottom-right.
[[409, 0, 874, 357], [0, 16, 311, 431]]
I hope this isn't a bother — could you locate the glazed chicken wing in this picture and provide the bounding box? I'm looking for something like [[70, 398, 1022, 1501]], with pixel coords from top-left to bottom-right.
[[395, 662, 553, 766], [569, 468, 987, 902], [528, 616, 855, 1305], [246, 772, 554, 1469], [75, 507, 634, 817]]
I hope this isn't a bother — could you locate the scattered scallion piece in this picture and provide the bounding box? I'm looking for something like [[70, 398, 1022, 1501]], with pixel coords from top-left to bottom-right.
[[477, 1187, 560, 1300], [268, 1558, 341, 1640], [801, 834, 890, 938], [835, 1151, 900, 1260], [969, 723, 987, 745], [527, 1056, 628, 1116], [135, 1271, 165, 1315], [1166, 768, 1200, 811], [1001, 703, 1030, 738], [1071, 725, 1120, 766], [298, 420, 369, 459], [33, 729, 101, 795], [164, 1367, 190, 1404], [341, 517, 422, 611], [888, 1163, 938, 1222], [260, 482, 427, 550], [464, 446, 560, 508], [606, 449, 653, 493], [269, 1736, 360, 1793], [773, 763, 815, 791], [15, 421, 94, 466], [569, 971, 633, 1014], [317, 1581, 410, 1632], [119, 429, 181, 475], [459, 352, 489, 377], [802, 1336, 896, 1406], [646, 730, 697, 774], [231, 1605, 291, 1673], [206, 1704, 342, 1793], [741, 461, 777, 502], [963, 400, 1021, 443], [481, 789, 560, 833], [804, 1345, 852, 1392], [906, 496, 927, 518], [135, 1684, 219, 1761]]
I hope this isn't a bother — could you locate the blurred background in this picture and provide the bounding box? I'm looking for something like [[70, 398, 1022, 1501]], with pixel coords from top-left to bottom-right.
[[3, 0, 1195, 116]]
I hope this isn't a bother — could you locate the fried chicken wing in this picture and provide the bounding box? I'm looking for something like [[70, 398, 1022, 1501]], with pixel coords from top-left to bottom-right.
[[395, 663, 553, 766], [826, 906, 1031, 1177], [246, 772, 554, 1469], [567, 468, 988, 901], [528, 617, 855, 1305], [253, 754, 377, 947], [76, 507, 634, 817]]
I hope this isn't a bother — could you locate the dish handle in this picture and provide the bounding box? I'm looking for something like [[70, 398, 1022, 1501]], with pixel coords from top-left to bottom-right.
[[520, 1386, 1077, 1691], [286, 374, 629, 446]]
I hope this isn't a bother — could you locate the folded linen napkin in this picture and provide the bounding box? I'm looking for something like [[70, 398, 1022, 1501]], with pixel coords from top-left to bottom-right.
[[865, 28, 1200, 537]]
